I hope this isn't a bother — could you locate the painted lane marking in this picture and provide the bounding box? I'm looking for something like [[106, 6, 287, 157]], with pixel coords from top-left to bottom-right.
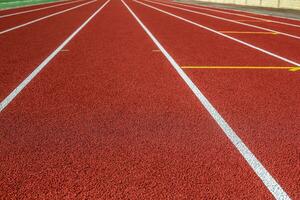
[[163, 0, 300, 27], [134, 1, 300, 67], [219, 31, 277, 34], [0, 0, 86, 18], [125, 0, 291, 198], [142, 0, 300, 40], [0, 0, 96, 35], [235, 19, 269, 22], [0, 0, 110, 112], [289, 67, 300, 72], [181, 66, 299, 72]]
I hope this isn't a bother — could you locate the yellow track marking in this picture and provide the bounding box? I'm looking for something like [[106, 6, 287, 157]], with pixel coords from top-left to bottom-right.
[[220, 31, 277, 35], [289, 67, 300, 72], [235, 19, 270, 22], [181, 66, 299, 72]]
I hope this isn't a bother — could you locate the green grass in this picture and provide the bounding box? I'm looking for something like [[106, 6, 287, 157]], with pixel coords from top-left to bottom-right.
[[0, 0, 60, 10]]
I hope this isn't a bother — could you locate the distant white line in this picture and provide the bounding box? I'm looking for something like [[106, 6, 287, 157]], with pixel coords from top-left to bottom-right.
[[175, 0, 300, 22], [0, 0, 110, 112], [142, 0, 300, 40], [0, 0, 96, 35], [135, 0, 300, 67], [156, 0, 300, 28], [0, 0, 85, 18], [122, 0, 291, 199]]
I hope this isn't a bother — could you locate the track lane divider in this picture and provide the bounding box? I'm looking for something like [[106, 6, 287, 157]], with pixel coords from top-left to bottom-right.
[[154, 0, 300, 28], [141, 0, 300, 40], [0, 0, 86, 18], [0, 0, 97, 35], [0, 0, 110, 112], [122, 0, 291, 199], [134, 1, 300, 67]]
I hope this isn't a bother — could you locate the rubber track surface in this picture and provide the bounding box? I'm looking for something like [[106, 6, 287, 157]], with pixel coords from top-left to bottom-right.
[[0, 0, 95, 32], [140, 0, 300, 63], [128, 0, 300, 198], [0, 0, 98, 100], [166, 0, 300, 26], [160, 1, 300, 34], [0, 0, 272, 198], [0, 0, 72, 15], [0, 0, 299, 199]]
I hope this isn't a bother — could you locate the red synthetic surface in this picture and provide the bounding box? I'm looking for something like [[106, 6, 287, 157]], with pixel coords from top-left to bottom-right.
[[0, 0, 74, 15], [166, 0, 300, 26], [0, 0, 94, 32], [0, 1, 273, 198], [0, 0, 299, 199], [0, 0, 99, 100], [126, 1, 289, 67], [153, 0, 300, 37], [140, 0, 300, 63], [128, 0, 300, 198]]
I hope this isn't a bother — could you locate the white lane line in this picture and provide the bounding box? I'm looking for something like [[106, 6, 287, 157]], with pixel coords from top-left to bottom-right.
[[0, 0, 110, 112], [142, 0, 300, 40], [0, 0, 85, 18], [175, 0, 300, 22], [0, 0, 96, 35], [135, 0, 300, 67], [122, 0, 291, 199], [156, 0, 300, 28]]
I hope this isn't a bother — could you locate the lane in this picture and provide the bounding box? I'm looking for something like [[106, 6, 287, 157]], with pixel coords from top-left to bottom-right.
[[122, 0, 291, 198], [0, 0, 70, 14], [138, 0, 300, 66], [172, 0, 300, 26], [0, 0, 85, 18], [0, 0, 96, 34], [166, 1, 300, 28], [127, 0, 300, 198], [0, 0, 103, 101], [152, 0, 300, 38], [0, 0, 276, 198]]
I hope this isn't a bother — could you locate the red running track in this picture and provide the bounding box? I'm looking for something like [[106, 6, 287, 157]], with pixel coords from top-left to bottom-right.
[[128, 0, 300, 197], [0, 0, 299, 199], [160, 0, 300, 26], [0, 0, 99, 100], [0, 0, 96, 33], [139, 0, 300, 63], [170, 1, 300, 40], [0, 0, 75, 15]]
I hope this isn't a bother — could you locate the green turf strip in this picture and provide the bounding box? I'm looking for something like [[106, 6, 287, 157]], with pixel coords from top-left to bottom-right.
[[0, 0, 61, 10]]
